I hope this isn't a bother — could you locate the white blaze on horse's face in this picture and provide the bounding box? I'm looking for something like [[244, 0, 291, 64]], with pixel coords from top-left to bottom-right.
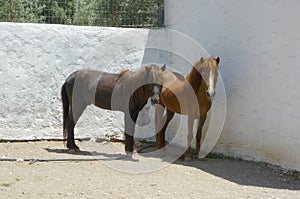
[[146, 64, 166, 105], [199, 57, 220, 101], [151, 84, 163, 105], [206, 69, 218, 100]]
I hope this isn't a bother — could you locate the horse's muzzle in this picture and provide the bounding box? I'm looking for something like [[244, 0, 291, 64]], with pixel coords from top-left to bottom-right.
[[206, 91, 216, 101], [151, 96, 160, 105]]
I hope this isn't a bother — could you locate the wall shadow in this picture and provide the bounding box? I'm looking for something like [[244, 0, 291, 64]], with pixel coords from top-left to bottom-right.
[[136, 142, 300, 190], [43, 148, 138, 162], [174, 157, 300, 191]]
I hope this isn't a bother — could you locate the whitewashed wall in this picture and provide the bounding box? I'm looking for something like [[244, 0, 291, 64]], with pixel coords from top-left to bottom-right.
[[164, 0, 300, 171], [0, 23, 149, 140]]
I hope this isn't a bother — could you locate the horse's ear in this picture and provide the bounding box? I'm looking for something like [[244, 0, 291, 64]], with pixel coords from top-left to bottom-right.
[[216, 57, 220, 65], [161, 64, 166, 71], [200, 57, 204, 63]]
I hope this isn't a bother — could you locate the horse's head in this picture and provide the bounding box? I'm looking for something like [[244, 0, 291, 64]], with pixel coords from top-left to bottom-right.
[[195, 57, 220, 100], [145, 64, 166, 105]]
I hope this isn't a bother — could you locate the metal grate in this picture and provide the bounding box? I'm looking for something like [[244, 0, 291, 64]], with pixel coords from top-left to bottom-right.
[[0, 0, 164, 28]]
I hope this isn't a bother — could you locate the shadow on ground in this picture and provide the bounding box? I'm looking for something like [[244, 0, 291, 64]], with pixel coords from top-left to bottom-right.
[[43, 148, 138, 162], [136, 142, 300, 190], [44, 141, 300, 190], [175, 157, 300, 190]]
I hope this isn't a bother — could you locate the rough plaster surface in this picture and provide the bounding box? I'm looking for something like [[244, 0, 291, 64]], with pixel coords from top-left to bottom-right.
[[165, 0, 300, 171], [0, 22, 149, 140]]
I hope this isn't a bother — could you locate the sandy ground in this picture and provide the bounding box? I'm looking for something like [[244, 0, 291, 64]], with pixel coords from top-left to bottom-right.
[[0, 141, 299, 199]]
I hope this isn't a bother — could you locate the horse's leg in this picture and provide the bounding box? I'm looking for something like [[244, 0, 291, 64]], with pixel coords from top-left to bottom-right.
[[66, 110, 77, 150], [157, 109, 175, 149], [61, 83, 69, 147], [181, 116, 195, 160], [155, 105, 165, 149], [124, 110, 139, 154], [195, 113, 207, 158], [66, 104, 86, 151]]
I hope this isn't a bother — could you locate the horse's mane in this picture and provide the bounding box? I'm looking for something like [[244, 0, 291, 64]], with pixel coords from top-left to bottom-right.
[[193, 57, 218, 71], [119, 69, 130, 77], [186, 66, 202, 93], [186, 57, 218, 92], [118, 65, 164, 95]]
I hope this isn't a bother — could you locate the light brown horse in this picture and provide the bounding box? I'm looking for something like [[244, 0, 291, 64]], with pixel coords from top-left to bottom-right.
[[155, 57, 220, 159], [61, 64, 165, 153]]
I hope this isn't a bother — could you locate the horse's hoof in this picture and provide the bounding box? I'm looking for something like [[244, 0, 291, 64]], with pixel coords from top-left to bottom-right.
[[184, 155, 193, 161], [183, 150, 193, 161], [179, 154, 185, 161], [195, 156, 207, 161], [125, 151, 133, 157], [68, 148, 80, 153], [116, 152, 138, 161]]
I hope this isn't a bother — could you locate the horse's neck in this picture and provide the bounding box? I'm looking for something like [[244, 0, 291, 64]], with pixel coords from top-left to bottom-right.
[[129, 85, 149, 110], [186, 67, 202, 93]]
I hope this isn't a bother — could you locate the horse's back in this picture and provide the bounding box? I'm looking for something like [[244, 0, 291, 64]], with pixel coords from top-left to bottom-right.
[[162, 72, 185, 91], [64, 69, 120, 108], [65, 69, 103, 85], [94, 71, 122, 110]]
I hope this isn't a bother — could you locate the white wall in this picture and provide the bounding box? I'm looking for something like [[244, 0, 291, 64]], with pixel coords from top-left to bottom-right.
[[0, 23, 149, 140], [164, 0, 300, 170]]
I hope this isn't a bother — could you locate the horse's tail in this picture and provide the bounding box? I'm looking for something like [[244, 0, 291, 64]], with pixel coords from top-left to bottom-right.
[[61, 82, 69, 145]]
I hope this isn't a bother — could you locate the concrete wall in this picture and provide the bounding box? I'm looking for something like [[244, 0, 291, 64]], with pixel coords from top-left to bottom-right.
[[0, 22, 149, 140], [164, 0, 300, 171]]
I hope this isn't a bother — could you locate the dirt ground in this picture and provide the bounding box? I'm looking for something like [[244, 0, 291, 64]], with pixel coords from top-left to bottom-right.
[[0, 141, 299, 199]]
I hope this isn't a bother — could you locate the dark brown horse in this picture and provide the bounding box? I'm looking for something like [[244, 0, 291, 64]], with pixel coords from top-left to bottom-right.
[[155, 57, 220, 159], [61, 64, 166, 153]]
